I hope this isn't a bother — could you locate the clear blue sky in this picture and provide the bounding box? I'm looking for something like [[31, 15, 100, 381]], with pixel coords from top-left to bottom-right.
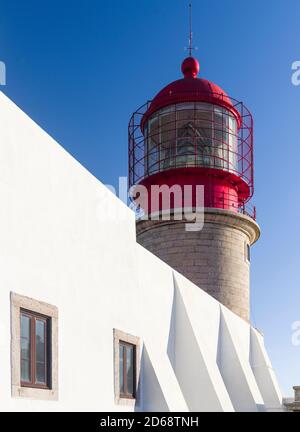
[[1, 0, 299, 396]]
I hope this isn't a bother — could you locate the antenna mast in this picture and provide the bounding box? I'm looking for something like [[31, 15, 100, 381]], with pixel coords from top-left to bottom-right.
[[188, 3, 193, 56]]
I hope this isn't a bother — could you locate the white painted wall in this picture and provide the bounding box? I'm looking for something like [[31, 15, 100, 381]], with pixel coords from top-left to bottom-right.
[[0, 92, 283, 411]]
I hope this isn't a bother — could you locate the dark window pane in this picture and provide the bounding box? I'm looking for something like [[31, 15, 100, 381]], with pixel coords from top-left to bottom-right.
[[21, 314, 31, 382], [35, 319, 45, 363], [21, 338, 30, 360], [21, 359, 30, 382], [35, 319, 46, 384], [126, 345, 134, 396], [36, 362, 46, 385], [119, 345, 124, 394], [21, 314, 30, 340]]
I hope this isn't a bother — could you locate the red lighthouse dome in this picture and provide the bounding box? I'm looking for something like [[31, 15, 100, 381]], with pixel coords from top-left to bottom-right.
[[141, 57, 241, 131], [129, 56, 254, 218]]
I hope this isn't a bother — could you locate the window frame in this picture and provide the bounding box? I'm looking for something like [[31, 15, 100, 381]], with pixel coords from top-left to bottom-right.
[[20, 308, 51, 390], [11, 292, 58, 400], [119, 340, 136, 399], [113, 329, 140, 406]]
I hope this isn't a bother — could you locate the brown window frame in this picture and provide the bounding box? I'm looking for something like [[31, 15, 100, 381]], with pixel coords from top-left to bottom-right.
[[119, 340, 136, 399], [20, 309, 51, 390]]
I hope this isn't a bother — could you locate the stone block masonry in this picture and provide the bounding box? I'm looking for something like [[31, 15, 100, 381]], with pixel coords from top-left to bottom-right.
[[136, 208, 260, 321]]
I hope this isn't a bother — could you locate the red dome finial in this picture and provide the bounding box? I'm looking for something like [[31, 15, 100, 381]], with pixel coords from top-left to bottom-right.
[[181, 57, 200, 78]]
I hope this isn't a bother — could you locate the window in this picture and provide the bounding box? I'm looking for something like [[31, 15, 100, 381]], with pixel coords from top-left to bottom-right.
[[245, 242, 250, 262], [247, 244, 251, 262], [20, 310, 51, 389], [119, 341, 136, 399], [113, 329, 140, 406], [11, 292, 58, 400]]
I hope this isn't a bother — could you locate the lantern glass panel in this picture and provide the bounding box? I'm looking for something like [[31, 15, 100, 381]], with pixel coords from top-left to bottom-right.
[[146, 102, 238, 174]]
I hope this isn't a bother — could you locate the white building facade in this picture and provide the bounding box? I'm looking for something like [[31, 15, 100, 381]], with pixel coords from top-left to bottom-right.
[[0, 90, 284, 411]]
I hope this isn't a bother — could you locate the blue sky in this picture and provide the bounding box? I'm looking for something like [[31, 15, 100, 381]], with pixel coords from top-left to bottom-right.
[[1, 0, 300, 396]]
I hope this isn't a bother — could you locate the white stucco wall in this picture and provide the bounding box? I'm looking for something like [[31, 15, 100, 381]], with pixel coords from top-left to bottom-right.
[[0, 91, 283, 411]]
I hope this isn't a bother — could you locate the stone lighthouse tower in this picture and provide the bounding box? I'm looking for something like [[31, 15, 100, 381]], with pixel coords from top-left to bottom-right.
[[129, 56, 260, 321]]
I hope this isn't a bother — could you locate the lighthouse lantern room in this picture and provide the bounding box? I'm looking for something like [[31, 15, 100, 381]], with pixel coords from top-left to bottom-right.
[[129, 57, 254, 217]]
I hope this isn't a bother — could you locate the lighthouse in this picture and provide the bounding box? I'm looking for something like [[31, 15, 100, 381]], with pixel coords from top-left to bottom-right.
[[129, 55, 260, 322]]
